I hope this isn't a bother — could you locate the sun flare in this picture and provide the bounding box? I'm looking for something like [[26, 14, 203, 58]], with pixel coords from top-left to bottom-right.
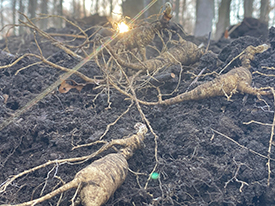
[[117, 22, 129, 33]]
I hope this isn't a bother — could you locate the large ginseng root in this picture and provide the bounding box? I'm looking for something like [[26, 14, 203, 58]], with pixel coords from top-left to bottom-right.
[[159, 44, 271, 105], [108, 37, 204, 71], [2, 123, 148, 206], [78, 153, 128, 206], [160, 66, 270, 105]]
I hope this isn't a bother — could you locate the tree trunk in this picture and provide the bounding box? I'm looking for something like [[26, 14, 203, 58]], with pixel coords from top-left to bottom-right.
[[73, 0, 75, 15], [28, 0, 37, 19], [214, 0, 231, 40], [19, 0, 24, 35], [83, 0, 86, 17], [12, 0, 17, 35], [244, 0, 253, 17], [175, 0, 180, 23], [55, 0, 63, 28], [122, 0, 145, 19], [0, 0, 4, 30], [122, 0, 163, 19], [194, 0, 214, 37], [40, 0, 48, 30], [102, 0, 108, 16], [59, 0, 63, 16], [73, 0, 81, 18], [95, 0, 99, 14], [181, 0, 186, 25], [260, 0, 269, 23]]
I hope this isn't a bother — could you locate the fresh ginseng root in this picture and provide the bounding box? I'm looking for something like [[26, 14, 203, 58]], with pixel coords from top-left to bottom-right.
[[160, 67, 270, 105], [2, 123, 148, 206], [107, 37, 204, 71]]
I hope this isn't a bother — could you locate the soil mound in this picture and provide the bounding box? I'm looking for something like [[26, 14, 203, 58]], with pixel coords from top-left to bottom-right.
[[0, 20, 275, 206]]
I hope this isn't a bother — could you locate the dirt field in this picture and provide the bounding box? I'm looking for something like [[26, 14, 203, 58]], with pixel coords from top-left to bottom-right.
[[0, 17, 275, 206]]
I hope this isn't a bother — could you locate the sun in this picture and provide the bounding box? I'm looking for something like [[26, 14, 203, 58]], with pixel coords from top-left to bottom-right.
[[117, 22, 129, 33]]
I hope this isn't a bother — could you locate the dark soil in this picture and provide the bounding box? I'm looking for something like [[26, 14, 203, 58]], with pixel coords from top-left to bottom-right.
[[0, 18, 275, 206], [229, 17, 268, 41]]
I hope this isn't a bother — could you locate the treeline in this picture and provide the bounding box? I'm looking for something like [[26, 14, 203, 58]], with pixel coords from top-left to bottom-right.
[[0, 0, 274, 38]]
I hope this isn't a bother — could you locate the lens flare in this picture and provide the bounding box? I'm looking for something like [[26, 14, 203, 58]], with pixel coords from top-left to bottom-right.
[[117, 22, 129, 33]]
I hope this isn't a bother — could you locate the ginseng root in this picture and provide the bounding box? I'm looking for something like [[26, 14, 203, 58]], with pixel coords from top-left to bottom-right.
[[160, 66, 270, 105], [108, 37, 204, 71], [113, 2, 173, 57], [2, 123, 148, 206]]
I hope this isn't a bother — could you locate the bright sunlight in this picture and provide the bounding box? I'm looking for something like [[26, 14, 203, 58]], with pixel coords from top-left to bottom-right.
[[117, 22, 129, 33]]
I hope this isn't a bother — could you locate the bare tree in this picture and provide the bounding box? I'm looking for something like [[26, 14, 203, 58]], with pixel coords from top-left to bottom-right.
[[40, 0, 48, 30], [194, 0, 214, 37], [122, 0, 144, 18], [19, 0, 24, 34], [122, 0, 164, 19], [0, 0, 4, 30], [215, 0, 231, 40], [73, 0, 81, 18], [28, 0, 37, 19], [83, 0, 86, 17], [260, 0, 269, 23], [244, 0, 253, 17], [59, 0, 63, 16], [95, 0, 99, 14], [55, 0, 63, 28], [12, 0, 17, 35], [101, 0, 109, 16], [181, 0, 186, 25]]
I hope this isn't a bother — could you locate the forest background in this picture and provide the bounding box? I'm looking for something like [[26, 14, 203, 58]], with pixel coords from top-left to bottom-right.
[[0, 0, 275, 41]]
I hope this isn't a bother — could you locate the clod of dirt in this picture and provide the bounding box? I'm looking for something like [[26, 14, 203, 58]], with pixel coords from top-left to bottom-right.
[[229, 17, 268, 41]]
